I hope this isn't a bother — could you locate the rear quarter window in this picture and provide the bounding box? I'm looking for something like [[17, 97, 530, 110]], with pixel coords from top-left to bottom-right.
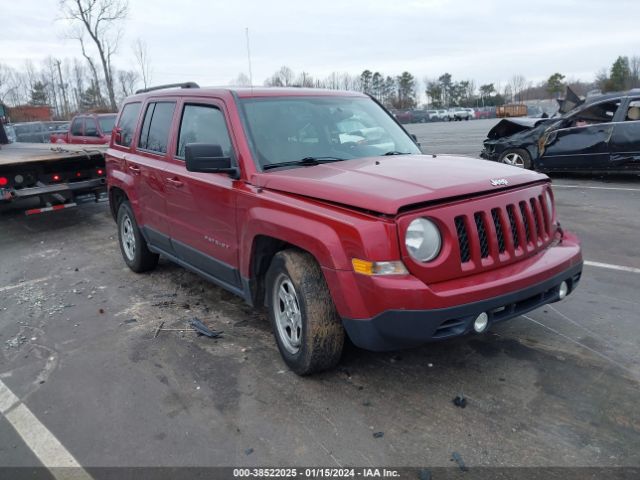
[[116, 103, 141, 147]]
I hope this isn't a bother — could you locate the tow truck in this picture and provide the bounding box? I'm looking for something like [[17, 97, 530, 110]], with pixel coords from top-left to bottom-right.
[[0, 121, 106, 215]]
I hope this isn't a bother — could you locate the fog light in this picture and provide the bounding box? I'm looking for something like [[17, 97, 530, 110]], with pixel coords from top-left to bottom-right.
[[558, 281, 569, 300], [473, 312, 489, 333]]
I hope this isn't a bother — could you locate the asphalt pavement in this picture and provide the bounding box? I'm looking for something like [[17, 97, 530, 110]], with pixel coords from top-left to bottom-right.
[[1, 124, 639, 477]]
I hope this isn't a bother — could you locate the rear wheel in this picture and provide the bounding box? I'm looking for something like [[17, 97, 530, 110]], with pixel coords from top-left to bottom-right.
[[266, 250, 344, 375], [500, 149, 532, 169], [117, 201, 159, 273]]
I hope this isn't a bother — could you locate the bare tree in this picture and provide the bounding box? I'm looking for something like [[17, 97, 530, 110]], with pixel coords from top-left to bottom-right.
[[60, 0, 129, 111], [77, 35, 105, 107], [630, 56, 640, 88], [509, 74, 527, 103], [231, 73, 251, 86], [117, 70, 139, 101], [133, 38, 152, 89]]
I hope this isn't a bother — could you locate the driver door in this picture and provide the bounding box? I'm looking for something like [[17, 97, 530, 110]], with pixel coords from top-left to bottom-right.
[[538, 99, 620, 170]]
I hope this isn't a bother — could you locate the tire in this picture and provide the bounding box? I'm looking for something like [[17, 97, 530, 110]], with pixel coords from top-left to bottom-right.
[[499, 148, 532, 169], [265, 249, 344, 375], [117, 201, 159, 273]]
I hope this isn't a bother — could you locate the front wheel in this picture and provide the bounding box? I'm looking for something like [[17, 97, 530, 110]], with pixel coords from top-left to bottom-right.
[[117, 201, 159, 273], [499, 149, 532, 169], [266, 250, 344, 375]]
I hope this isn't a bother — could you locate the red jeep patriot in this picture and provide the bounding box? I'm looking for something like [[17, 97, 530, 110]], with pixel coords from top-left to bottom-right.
[[106, 83, 582, 375]]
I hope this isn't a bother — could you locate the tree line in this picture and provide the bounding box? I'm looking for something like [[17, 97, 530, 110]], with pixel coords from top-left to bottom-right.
[[1, 0, 639, 120]]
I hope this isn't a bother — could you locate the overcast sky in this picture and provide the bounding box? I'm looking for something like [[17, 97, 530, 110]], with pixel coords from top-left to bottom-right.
[[2, 0, 639, 93]]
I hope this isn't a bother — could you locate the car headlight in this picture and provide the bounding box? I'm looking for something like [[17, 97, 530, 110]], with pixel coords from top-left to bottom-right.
[[405, 218, 442, 262]]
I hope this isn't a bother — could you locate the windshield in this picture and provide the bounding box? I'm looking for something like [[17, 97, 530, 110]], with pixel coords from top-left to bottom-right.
[[238, 96, 420, 170], [98, 115, 116, 134]]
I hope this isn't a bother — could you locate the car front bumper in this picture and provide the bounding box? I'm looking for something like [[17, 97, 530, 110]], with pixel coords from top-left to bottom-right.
[[342, 261, 582, 351]]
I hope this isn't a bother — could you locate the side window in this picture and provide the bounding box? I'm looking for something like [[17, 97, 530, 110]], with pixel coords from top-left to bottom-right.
[[116, 103, 141, 147], [570, 100, 619, 127], [176, 104, 233, 158], [139, 102, 175, 154], [625, 100, 640, 121], [85, 119, 99, 137], [70, 118, 83, 136]]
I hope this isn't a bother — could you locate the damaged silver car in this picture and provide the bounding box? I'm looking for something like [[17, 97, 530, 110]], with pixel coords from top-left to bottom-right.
[[481, 88, 640, 173]]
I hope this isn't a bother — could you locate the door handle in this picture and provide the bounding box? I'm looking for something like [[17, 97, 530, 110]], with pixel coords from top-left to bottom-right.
[[166, 177, 184, 188], [128, 165, 141, 174]]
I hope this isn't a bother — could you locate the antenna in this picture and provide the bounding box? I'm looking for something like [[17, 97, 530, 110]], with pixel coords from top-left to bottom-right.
[[245, 27, 253, 87]]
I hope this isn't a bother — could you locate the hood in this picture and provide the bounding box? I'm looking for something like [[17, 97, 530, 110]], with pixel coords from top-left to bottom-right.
[[486, 118, 554, 140], [252, 155, 548, 215]]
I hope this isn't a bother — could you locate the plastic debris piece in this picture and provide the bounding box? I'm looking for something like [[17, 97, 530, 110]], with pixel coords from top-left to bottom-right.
[[245, 448, 254, 455], [373, 431, 384, 439], [189, 317, 223, 338], [452, 452, 468, 472], [453, 394, 467, 408]]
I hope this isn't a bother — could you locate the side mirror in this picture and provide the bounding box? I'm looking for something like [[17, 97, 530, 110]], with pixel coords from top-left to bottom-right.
[[185, 143, 239, 178], [410, 133, 421, 147]]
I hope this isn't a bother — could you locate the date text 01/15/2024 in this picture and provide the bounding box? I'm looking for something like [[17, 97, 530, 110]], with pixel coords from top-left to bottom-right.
[[232, 468, 400, 478]]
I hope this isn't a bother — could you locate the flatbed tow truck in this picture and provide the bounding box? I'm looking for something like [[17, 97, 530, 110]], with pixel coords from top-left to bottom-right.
[[0, 121, 106, 215]]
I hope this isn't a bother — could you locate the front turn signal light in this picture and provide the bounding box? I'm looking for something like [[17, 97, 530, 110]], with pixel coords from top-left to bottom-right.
[[352, 258, 408, 276]]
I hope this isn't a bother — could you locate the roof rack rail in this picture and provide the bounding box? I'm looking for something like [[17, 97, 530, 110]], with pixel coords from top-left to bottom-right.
[[135, 82, 200, 94]]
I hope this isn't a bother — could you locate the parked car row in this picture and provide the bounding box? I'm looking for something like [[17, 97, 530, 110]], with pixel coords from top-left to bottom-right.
[[3, 116, 117, 144], [391, 107, 478, 124]]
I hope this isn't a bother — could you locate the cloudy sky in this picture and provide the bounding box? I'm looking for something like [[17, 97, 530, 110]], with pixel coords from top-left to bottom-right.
[[2, 0, 639, 92]]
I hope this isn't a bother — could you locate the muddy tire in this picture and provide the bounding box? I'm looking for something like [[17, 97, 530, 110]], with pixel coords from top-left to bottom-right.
[[499, 148, 532, 169], [265, 249, 344, 375], [117, 201, 159, 273]]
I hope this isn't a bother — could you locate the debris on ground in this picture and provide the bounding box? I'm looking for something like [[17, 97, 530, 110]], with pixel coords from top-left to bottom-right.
[[189, 318, 223, 338], [154, 318, 223, 339], [453, 394, 467, 408], [451, 451, 468, 472], [362, 400, 372, 407], [123, 318, 137, 324], [5, 335, 27, 349], [245, 448, 254, 455], [373, 431, 384, 438]]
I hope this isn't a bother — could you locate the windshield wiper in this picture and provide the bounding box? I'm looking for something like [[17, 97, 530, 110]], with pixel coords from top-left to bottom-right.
[[383, 151, 411, 156], [263, 156, 345, 170]]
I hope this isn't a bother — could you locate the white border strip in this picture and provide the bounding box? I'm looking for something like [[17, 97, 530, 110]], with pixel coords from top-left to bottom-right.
[[0, 380, 92, 479], [584, 260, 640, 274]]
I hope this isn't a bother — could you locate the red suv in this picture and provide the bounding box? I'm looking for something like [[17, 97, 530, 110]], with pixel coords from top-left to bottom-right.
[[106, 83, 582, 375]]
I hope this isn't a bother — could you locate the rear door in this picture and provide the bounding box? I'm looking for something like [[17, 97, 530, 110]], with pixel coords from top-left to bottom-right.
[[163, 99, 241, 289], [538, 99, 620, 170], [609, 98, 640, 169], [129, 100, 178, 252]]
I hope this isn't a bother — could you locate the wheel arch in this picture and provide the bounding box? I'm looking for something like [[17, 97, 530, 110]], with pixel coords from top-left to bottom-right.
[[108, 186, 128, 221]]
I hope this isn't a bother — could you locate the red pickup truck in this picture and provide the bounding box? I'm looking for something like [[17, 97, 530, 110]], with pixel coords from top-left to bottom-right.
[[51, 113, 116, 145], [106, 83, 582, 375]]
